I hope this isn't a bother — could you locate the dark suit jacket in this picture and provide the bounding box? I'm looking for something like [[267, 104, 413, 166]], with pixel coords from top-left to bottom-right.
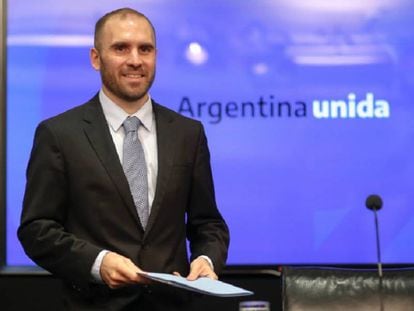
[[18, 95, 229, 310]]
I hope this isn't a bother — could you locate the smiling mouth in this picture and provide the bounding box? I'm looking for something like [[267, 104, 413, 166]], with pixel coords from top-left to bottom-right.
[[124, 73, 145, 79]]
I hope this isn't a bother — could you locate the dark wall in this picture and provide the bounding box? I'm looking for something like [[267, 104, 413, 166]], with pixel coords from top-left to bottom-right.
[[0, 270, 282, 311]]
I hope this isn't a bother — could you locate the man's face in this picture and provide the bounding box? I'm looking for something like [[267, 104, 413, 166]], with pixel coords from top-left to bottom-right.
[[90, 15, 156, 108]]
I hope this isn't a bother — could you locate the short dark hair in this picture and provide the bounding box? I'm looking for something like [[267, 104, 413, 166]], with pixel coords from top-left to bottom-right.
[[94, 8, 156, 50]]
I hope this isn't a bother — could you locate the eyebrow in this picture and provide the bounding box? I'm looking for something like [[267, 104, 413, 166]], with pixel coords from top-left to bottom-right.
[[110, 41, 155, 48]]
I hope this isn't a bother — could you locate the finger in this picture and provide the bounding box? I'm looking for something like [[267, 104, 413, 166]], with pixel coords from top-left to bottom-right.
[[105, 270, 129, 288], [136, 271, 153, 285], [108, 266, 135, 285], [187, 261, 205, 281], [101, 252, 143, 286], [195, 267, 217, 279], [186, 266, 201, 281], [205, 271, 218, 280], [187, 258, 218, 280], [121, 258, 141, 281], [117, 268, 139, 283], [108, 257, 139, 283]]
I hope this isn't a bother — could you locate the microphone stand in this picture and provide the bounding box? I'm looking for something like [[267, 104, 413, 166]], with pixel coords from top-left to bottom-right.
[[372, 208, 384, 311], [366, 195, 385, 311], [373, 208, 382, 278]]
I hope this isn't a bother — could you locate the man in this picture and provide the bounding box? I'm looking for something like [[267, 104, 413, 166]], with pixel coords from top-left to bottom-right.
[[18, 8, 229, 310]]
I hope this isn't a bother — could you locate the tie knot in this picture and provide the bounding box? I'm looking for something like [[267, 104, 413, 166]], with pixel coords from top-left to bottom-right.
[[123, 116, 141, 133]]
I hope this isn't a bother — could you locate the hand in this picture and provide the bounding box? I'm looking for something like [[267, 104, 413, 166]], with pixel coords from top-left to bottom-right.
[[186, 257, 218, 281], [100, 252, 148, 288]]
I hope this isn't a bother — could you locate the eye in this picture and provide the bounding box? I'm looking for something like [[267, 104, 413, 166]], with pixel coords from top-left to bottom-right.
[[140, 44, 154, 54], [113, 44, 128, 52]]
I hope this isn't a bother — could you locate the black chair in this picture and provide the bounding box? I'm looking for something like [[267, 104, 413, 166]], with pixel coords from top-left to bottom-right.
[[282, 266, 414, 311]]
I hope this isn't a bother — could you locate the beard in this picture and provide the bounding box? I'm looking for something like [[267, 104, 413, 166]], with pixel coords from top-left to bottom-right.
[[99, 61, 156, 103]]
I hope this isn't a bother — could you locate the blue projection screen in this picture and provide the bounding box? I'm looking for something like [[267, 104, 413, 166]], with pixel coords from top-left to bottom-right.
[[6, 0, 414, 266]]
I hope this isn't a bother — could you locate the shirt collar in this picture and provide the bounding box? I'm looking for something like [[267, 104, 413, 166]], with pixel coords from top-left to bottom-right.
[[99, 90, 154, 133]]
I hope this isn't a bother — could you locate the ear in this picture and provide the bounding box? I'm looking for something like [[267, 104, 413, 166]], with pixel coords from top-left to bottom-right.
[[90, 48, 101, 71]]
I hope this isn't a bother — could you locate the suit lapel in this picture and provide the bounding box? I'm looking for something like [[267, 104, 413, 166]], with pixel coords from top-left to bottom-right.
[[145, 102, 176, 235], [81, 96, 143, 230]]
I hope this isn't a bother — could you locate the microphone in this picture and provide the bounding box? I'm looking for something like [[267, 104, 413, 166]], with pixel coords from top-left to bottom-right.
[[365, 194, 383, 278], [366, 194, 383, 211]]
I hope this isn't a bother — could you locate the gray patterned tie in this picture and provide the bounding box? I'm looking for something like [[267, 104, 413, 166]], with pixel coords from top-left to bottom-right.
[[122, 116, 149, 229]]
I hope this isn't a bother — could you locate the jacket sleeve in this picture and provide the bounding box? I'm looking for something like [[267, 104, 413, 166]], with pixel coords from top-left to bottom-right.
[[17, 121, 102, 284], [186, 124, 230, 274]]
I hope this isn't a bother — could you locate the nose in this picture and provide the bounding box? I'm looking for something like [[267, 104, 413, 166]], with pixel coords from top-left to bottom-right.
[[127, 48, 143, 67]]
